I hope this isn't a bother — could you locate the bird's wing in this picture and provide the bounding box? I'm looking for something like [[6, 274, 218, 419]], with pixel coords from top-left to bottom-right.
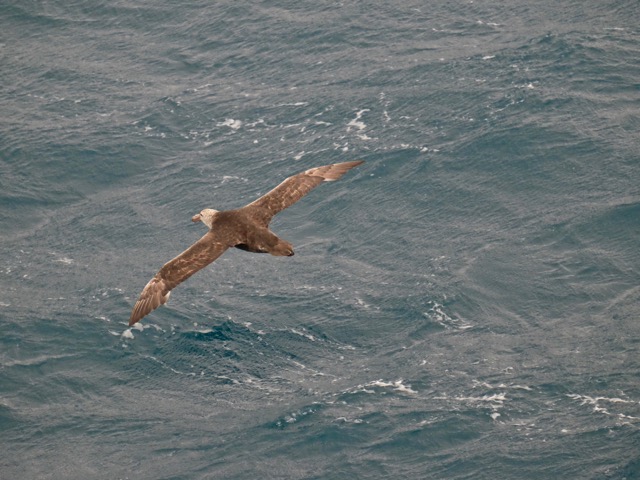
[[243, 160, 364, 226], [129, 231, 229, 326]]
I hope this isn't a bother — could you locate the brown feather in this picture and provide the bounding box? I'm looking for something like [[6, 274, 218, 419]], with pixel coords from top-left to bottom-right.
[[129, 232, 228, 326], [128, 160, 363, 326], [243, 160, 364, 226]]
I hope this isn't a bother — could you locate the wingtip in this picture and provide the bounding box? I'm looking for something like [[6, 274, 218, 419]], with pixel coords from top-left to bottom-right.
[[128, 309, 142, 327], [341, 159, 365, 169], [128, 300, 144, 326], [310, 160, 365, 182], [339, 160, 364, 168], [128, 280, 172, 327]]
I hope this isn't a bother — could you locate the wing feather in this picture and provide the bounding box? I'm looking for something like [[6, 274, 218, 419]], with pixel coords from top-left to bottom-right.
[[129, 231, 229, 326], [243, 160, 363, 226]]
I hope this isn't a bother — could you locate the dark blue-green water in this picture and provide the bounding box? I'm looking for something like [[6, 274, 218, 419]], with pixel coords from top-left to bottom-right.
[[2, 1, 639, 478]]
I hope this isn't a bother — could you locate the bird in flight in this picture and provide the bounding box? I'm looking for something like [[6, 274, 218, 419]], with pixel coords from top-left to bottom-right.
[[129, 160, 364, 326]]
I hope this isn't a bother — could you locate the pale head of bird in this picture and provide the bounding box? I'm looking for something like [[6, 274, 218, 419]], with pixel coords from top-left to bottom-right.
[[192, 208, 219, 229]]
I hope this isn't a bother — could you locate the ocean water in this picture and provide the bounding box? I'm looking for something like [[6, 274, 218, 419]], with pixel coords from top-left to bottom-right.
[[1, 0, 639, 478]]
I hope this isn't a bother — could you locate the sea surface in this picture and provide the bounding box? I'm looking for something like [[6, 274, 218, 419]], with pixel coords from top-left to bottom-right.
[[1, 1, 639, 478]]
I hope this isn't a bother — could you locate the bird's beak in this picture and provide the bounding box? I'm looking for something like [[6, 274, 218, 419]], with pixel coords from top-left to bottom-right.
[[192, 214, 201, 223]]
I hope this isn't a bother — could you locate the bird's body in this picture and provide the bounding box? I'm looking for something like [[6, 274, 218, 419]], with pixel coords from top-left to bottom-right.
[[129, 160, 363, 326]]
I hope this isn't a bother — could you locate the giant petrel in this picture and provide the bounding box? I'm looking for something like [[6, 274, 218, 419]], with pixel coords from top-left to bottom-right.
[[129, 160, 364, 326]]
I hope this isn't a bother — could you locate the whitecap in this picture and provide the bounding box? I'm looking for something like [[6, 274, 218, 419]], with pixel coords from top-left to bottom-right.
[[290, 328, 316, 342], [218, 118, 243, 130], [347, 109, 370, 132], [354, 379, 417, 395], [121, 329, 134, 339]]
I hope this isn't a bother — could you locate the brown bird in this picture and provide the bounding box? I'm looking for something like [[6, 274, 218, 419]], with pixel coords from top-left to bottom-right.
[[129, 160, 364, 326]]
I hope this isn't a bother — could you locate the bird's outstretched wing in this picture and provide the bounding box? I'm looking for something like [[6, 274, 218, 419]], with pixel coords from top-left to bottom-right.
[[243, 160, 364, 227], [129, 232, 229, 326]]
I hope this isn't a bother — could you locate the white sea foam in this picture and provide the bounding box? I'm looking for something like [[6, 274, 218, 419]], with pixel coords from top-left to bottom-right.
[[273, 403, 324, 427], [511, 385, 533, 391], [567, 393, 639, 419], [54, 257, 74, 264], [276, 102, 308, 107], [464, 393, 506, 404], [141, 354, 196, 376], [121, 329, 134, 339], [131, 322, 145, 332], [424, 301, 473, 330], [347, 109, 369, 132], [3, 353, 78, 367], [351, 379, 417, 395], [219, 175, 248, 185], [354, 297, 372, 309], [290, 328, 316, 342], [435, 387, 507, 419], [335, 417, 365, 424], [567, 393, 633, 407], [472, 380, 531, 392], [218, 118, 243, 130]]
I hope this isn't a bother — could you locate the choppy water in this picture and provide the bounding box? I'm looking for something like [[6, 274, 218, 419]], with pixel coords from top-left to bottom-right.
[[2, 1, 639, 478]]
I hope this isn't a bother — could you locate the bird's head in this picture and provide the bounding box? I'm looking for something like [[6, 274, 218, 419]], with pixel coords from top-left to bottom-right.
[[192, 208, 219, 229]]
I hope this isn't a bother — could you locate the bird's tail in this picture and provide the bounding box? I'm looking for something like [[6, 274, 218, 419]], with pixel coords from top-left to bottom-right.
[[270, 239, 294, 256]]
